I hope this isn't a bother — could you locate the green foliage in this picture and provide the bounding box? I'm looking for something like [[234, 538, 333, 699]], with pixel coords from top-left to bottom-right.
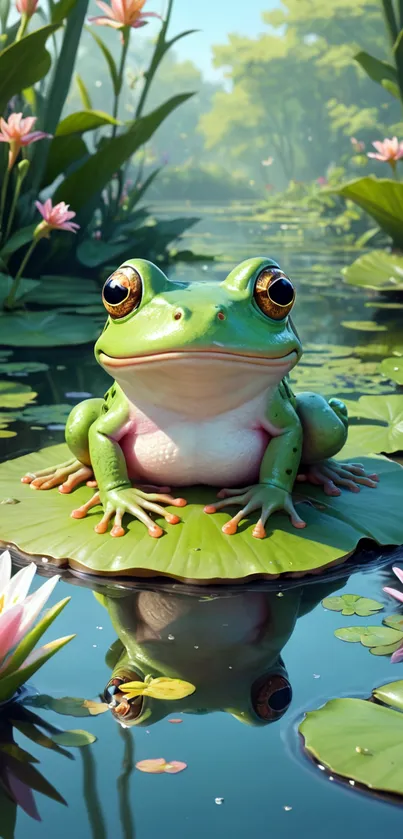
[[322, 594, 383, 616], [341, 394, 403, 456], [333, 177, 403, 246], [0, 25, 59, 114], [343, 249, 403, 291]]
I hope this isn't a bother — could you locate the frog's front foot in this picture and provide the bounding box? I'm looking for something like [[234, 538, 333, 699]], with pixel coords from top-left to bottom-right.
[[204, 483, 306, 539], [21, 458, 94, 493], [296, 460, 379, 496], [71, 486, 187, 538]]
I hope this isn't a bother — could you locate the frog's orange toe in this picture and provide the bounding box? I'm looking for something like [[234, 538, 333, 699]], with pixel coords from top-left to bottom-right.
[[71, 508, 86, 519], [111, 525, 125, 538], [204, 505, 217, 514], [252, 521, 266, 539], [222, 520, 238, 535], [148, 525, 164, 538], [173, 498, 187, 507], [166, 514, 180, 525]]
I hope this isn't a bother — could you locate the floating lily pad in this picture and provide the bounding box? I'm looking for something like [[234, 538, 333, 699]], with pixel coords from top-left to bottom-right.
[[17, 404, 72, 426], [334, 623, 403, 656], [0, 382, 37, 409], [51, 730, 96, 747], [292, 357, 390, 397], [24, 277, 101, 307], [0, 446, 403, 581], [0, 411, 17, 438], [299, 680, 403, 798], [380, 357, 403, 385], [0, 361, 49, 376], [341, 321, 388, 332], [322, 594, 383, 616], [343, 250, 403, 292], [0, 311, 100, 347], [341, 395, 403, 456], [0, 275, 40, 307]]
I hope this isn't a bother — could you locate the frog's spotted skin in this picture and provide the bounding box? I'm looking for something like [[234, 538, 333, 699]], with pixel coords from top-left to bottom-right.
[[21, 257, 378, 539]]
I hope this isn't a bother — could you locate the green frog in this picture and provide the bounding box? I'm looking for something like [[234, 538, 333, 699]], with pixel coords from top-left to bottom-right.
[[22, 257, 378, 539]]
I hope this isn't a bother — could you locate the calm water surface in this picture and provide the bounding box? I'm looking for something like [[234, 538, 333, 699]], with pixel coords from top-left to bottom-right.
[[1, 204, 402, 838]]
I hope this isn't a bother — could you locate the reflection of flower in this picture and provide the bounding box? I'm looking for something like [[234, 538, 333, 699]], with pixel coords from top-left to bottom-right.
[[88, 0, 160, 30], [0, 113, 51, 170], [384, 567, 403, 663], [34, 199, 80, 238], [368, 137, 403, 164], [0, 550, 73, 702], [261, 156, 273, 166], [350, 136, 365, 153], [16, 0, 39, 16], [136, 758, 187, 774]]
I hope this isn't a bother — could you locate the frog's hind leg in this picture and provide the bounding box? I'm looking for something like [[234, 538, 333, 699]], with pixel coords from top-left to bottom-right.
[[22, 398, 103, 493], [295, 392, 379, 495]]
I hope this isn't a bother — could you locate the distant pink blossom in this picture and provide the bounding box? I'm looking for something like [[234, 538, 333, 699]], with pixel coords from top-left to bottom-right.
[[0, 113, 51, 170], [317, 176, 327, 185], [88, 0, 160, 30], [34, 199, 80, 238], [16, 0, 39, 16], [368, 137, 403, 164], [350, 136, 365, 153]]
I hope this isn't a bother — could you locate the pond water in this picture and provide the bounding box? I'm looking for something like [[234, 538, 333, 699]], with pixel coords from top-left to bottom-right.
[[1, 203, 403, 838]]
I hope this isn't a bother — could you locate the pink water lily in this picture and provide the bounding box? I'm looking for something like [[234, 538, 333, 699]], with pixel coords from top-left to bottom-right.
[[0, 113, 51, 170], [367, 137, 403, 164], [88, 0, 160, 30], [383, 565, 403, 604], [16, 0, 39, 17], [34, 199, 80, 238]]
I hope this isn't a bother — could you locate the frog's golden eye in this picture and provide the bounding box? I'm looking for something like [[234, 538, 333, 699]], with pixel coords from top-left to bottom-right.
[[252, 673, 292, 720], [102, 265, 142, 319], [254, 267, 295, 320]]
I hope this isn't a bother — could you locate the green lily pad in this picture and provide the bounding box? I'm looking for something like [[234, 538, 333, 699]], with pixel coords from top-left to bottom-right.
[[384, 614, 403, 631], [0, 311, 100, 347], [292, 357, 390, 397], [17, 404, 72, 426], [0, 411, 17, 438], [334, 623, 403, 656], [372, 680, 403, 711], [0, 382, 37, 409], [0, 361, 49, 376], [343, 250, 403, 292], [299, 694, 403, 798], [341, 395, 403, 456], [0, 275, 40, 307], [0, 446, 403, 581], [24, 276, 101, 307], [380, 357, 403, 385], [341, 321, 388, 332], [304, 344, 355, 359], [51, 729, 96, 747], [322, 594, 383, 616]]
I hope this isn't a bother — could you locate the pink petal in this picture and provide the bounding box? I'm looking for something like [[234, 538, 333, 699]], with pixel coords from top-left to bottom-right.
[[13, 574, 60, 645], [94, 0, 116, 17], [136, 758, 167, 774], [0, 603, 24, 664], [111, 0, 125, 22], [372, 141, 385, 153], [58, 222, 80, 233], [163, 761, 187, 774], [383, 585, 403, 603], [393, 566, 403, 585], [19, 116, 36, 135], [391, 645, 403, 663], [168, 719, 183, 724], [20, 131, 52, 146], [88, 16, 123, 26], [367, 152, 386, 161]]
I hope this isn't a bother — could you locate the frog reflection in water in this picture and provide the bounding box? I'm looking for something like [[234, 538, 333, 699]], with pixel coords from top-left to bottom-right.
[[22, 257, 378, 540], [97, 581, 343, 726]]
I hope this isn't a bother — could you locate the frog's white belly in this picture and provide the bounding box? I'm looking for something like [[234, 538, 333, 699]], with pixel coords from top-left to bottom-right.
[[119, 395, 276, 487]]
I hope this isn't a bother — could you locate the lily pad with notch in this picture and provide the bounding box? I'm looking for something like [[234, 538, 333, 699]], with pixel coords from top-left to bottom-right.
[[322, 594, 383, 616], [340, 395, 403, 456]]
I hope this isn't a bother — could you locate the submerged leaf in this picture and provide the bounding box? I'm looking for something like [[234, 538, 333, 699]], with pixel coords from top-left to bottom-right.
[[51, 729, 96, 747]]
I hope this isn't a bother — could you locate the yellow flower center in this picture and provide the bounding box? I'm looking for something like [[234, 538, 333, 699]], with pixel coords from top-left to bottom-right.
[[0, 594, 4, 614]]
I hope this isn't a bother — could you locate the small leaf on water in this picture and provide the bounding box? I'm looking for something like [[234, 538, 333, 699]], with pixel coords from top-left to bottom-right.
[[323, 595, 383, 617], [51, 730, 96, 747], [372, 680, 403, 711], [82, 700, 109, 716], [135, 758, 187, 774]]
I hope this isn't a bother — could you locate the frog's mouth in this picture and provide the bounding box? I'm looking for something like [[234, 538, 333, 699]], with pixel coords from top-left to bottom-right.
[[99, 349, 298, 368]]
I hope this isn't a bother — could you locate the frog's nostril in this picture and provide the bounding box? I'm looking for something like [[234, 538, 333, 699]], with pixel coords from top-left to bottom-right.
[[217, 311, 226, 321], [174, 310, 182, 321]]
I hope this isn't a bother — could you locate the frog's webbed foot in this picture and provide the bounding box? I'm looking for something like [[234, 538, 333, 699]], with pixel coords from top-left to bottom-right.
[[71, 486, 187, 538], [205, 483, 306, 539], [22, 458, 94, 493], [297, 460, 379, 496]]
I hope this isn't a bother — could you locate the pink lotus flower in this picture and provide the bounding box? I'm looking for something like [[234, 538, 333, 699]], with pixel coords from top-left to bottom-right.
[[34, 199, 80, 238], [383, 566, 403, 604], [88, 0, 160, 30], [16, 0, 39, 17], [0, 113, 51, 170], [367, 137, 403, 164]]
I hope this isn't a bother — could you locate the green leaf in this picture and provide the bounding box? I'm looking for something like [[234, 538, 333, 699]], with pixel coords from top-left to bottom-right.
[[299, 697, 403, 798], [56, 110, 120, 136], [341, 320, 387, 332], [75, 72, 92, 109], [380, 357, 403, 385], [2, 753, 66, 804], [332, 177, 403, 247], [322, 594, 383, 617], [343, 249, 403, 292], [334, 624, 403, 652], [0, 276, 40, 308], [0, 636, 75, 703], [0, 24, 59, 114], [369, 640, 403, 655], [1, 447, 403, 582], [0, 743, 39, 764], [54, 94, 194, 220], [340, 395, 403, 456], [0, 226, 37, 260], [76, 238, 140, 268], [87, 28, 119, 96], [384, 614, 403, 630], [51, 0, 78, 24], [25, 276, 100, 307], [0, 597, 71, 678], [0, 381, 36, 409], [334, 626, 367, 643], [41, 135, 88, 188], [0, 310, 101, 347], [51, 729, 96, 747], [381, 78, 400, 98], [354, 50, 397, 85], [31, 696, 108, 716], [18, 404, 73, 425], [373, 680, 403, 710]]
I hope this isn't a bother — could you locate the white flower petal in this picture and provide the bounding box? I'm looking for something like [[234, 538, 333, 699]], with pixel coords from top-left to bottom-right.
[[0, 550, 12, 603], [4, 563, 36, 611], [16, 574, 61, 642]]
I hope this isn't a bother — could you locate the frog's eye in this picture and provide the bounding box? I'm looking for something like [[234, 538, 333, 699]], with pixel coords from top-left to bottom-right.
[[102, 265, 142, 319], [254, 267, 295, 320], [251, 673, 292, 720]]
